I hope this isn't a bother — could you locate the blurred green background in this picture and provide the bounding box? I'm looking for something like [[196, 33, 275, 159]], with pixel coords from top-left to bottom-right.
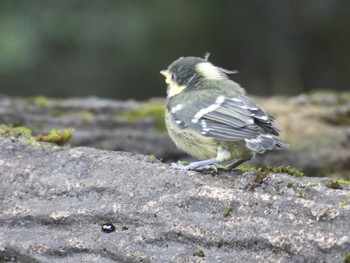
[[0, 0, 349, 100]]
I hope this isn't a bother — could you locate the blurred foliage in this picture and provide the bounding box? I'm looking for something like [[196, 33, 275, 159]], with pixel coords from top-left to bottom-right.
[[0, 0, 349, 100]]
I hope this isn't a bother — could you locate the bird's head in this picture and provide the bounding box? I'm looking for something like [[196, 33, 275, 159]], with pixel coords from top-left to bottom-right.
[[160, 55, 237, 97]]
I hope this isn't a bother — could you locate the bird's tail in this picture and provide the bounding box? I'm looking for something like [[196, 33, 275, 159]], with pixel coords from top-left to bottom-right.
[[244, 135, 289, 154]]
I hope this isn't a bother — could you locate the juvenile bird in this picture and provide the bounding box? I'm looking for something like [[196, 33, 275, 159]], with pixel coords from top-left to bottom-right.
[[160, 55, 288, 170]]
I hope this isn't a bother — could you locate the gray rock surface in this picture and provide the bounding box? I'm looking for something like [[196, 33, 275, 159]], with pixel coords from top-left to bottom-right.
[[0, 95, 180, 161], [1, 93, 350, 179], [0, 137, 349, 262]]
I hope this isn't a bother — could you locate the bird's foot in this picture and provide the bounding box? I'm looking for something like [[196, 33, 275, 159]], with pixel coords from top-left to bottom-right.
[[171, 158, 218, 171]]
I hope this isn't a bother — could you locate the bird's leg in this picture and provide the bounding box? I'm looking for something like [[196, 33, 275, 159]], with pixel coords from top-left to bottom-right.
[[226, 158, 250, 170], [171, 158, 218, 171]]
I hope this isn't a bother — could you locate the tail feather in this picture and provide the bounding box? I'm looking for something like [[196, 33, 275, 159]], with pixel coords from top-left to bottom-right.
[[245, 135, 289, 154]]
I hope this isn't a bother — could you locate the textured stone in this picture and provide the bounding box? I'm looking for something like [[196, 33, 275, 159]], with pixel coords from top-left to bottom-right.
[[0, 138, 349, 262]]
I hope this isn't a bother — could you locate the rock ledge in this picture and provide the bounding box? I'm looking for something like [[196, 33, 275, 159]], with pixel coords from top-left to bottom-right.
[[0, 138, 349, 263]]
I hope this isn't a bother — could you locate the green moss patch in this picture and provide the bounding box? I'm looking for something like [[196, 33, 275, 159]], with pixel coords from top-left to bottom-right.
[[36, 128, 74, 146], [264, 165, 305, 177], [121, 103, 165, 131], [340, 199, 349, 207], [0, 124, 73, 147], [238, 165, 304, 178], [216, 239, 223, 248], [121, 225, 129, 231], [236, 164, 257, 172], [51, 109, 64, 117], [28, 96, 50, 107], [343, 252, 350, 263], [337, 179, 350, 185], [325, 180, 343, 190], [193, 250, 205, 257], [0, 124, 32, 138], [223, 207, 231, 217]]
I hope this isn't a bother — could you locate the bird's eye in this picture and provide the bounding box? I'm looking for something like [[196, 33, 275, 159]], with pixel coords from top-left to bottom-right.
[[165, 73, 176, 85]]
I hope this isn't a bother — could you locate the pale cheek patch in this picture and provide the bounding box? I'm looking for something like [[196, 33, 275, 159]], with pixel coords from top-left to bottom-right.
[[192, 96, 226, 123], [165, 76, 171, 84], [196, 62, 224, 80], [167, 82, 186, 97]]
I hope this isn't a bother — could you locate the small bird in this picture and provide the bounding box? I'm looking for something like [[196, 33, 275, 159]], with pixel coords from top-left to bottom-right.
[[160, 55, 288, 170]]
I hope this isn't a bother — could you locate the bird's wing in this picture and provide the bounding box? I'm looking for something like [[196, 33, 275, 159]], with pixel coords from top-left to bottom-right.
[[169, 93, 280, 141]]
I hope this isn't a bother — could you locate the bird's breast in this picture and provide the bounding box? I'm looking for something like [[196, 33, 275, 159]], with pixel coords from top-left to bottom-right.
[[165, 110, 218, 160]]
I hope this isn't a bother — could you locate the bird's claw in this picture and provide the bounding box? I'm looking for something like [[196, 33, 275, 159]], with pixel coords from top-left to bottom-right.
[[195, 164, 218, 172]]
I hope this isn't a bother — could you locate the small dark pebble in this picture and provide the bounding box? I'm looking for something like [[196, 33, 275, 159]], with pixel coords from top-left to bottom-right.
[[101, 223, 116, 233]]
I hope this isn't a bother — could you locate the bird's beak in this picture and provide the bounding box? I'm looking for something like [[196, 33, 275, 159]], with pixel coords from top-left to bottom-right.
[[160, 70, 171, 84], [160, 70, 169, 78]]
